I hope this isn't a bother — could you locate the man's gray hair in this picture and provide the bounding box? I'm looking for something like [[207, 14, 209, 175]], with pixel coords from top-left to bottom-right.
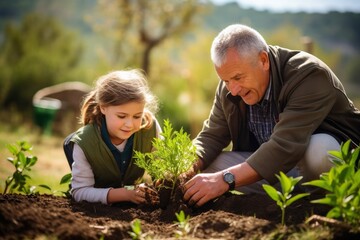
[[210, 24, 269, 67]]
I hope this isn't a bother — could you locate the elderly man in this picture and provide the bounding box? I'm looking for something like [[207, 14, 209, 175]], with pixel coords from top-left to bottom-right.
[[183, 24, 360, 207]]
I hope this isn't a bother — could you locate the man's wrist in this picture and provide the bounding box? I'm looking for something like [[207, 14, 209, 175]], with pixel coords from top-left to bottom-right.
[[222, 170, 235, 191]]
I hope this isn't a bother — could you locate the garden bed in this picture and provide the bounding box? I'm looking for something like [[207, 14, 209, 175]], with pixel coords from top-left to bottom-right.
[[1, 192, 358, 239]]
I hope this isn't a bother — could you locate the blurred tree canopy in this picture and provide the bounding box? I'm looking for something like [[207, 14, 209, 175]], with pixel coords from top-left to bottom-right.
[[0, 13, 83, 111], [88, 0, 206, 75]]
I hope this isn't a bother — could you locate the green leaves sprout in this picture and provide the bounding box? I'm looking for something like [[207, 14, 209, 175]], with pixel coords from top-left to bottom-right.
[[263, 172, 310, 225], [128, 219, 151, 240], [303, 140, 360, 226], [3, 141, 38, 194], [134, 119, 197, 197], [174, 210, 191, 238], [2, 140, 72, 197]]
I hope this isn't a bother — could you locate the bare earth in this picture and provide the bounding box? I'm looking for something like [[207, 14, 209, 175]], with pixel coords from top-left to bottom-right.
[[1, 192, 358, 240]]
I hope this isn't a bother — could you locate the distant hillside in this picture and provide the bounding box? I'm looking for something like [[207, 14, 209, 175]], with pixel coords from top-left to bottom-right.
[[204, 2, 360, 55]]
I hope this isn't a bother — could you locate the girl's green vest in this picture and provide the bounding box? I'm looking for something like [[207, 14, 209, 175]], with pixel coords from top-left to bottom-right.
[[71, 123, 156, 188]]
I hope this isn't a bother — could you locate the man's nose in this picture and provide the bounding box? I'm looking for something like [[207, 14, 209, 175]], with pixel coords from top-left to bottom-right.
[[228, 81, 240, 96]]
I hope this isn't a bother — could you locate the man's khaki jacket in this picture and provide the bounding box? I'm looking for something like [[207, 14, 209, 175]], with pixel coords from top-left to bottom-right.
[[194, 45, 360, 183]]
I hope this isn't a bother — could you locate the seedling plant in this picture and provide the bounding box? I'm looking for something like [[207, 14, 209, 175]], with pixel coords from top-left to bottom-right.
[[2, 140, 71, 197], [174, 210, 192, 238], [128, 219, 151, 240], [3, 141, 38, 194], [134, 119, 197, 204], [263, 171, 310, 225], [304, 140, 360, 226]]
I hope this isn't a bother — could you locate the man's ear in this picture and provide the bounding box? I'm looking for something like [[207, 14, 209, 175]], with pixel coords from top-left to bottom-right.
[[259, 51, 270, 70]]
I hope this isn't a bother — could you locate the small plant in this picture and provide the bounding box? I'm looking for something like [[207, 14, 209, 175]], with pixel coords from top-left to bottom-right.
[[134, 119, 197, 207], [174, 210, 191, 238], [303, 140, 360, 226], [3, 141, 38, 194], [263, 171, 310, 225], [59, 173, 72, 197], [328, 139, 359, 170], [2, 140, 72, 196], [128, 219, 151, 240], [29, 173, 72, 197]]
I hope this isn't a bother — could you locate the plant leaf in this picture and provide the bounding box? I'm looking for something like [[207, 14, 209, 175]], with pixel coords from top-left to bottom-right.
[[60, 173, 72, 184], [262, 184, 280, 201], [38, 184, 52, 191], [303, 179, 332, 192], [286, 193, 310, 206]]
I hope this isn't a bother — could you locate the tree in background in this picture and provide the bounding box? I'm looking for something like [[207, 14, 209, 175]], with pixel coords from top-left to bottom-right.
[[88, 0, 206, 75], [0, 13, 83, 111]]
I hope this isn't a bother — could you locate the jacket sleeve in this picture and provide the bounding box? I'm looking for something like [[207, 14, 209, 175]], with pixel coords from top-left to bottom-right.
[[247, 62, 338, 183], [193, 81, 232, 168]]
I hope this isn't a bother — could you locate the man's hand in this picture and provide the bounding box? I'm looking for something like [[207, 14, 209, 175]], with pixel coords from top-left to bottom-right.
[[182, 172, 229, 207]]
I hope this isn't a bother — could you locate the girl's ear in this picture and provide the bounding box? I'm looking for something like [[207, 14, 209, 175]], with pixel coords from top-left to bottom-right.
[[100, 105, 106, 115]]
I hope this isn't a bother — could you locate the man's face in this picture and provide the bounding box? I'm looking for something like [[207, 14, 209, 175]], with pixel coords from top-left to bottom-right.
[[215, 48, 270, 105]]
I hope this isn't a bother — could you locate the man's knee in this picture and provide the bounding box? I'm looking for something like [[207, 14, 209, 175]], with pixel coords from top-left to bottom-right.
[[299, 133, 340, 181]]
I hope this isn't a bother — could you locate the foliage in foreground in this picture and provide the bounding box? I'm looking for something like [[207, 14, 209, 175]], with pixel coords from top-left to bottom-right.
[[3, 141, 38, 194], [2, 140, 71, 197], [128, 210, 192, 240], [304, 140, 360, 226], [174, 210, 192, 238], [128, 219, 151, 240], [263, 172, 310, 225]]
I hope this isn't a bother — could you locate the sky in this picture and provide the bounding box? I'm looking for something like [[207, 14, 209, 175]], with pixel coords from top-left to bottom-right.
[[211, 0, 360, 13]]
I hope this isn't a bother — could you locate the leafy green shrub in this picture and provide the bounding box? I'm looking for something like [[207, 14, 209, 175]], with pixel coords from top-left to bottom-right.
[[328, 139, 359, 170], [3, 141, 38, 194], [134, 119, 197, 200], [263, 172, 310, 225], [0, 13, 83, 110], [2, 140, 71, 197], [304, 140, 360, 226]]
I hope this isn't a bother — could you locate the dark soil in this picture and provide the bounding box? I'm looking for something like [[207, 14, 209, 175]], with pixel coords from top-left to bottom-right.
[[0, 192, 359, 240]]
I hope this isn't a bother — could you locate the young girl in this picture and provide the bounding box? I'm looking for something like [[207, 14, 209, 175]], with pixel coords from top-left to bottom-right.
[[68, 69, 161, 204]]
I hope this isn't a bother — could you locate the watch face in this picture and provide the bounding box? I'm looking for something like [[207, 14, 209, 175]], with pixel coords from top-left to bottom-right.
[[224, 172, 234, 183]]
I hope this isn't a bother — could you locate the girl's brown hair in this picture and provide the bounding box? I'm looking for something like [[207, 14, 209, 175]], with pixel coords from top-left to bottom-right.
[[80, 69, 158, 128]]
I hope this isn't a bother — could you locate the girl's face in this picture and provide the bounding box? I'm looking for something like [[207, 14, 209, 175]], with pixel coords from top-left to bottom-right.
[[100, 101, 145, 145]]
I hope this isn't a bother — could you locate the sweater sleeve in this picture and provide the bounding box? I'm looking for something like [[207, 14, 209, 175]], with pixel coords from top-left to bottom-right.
[[70, 144, 110, 204]]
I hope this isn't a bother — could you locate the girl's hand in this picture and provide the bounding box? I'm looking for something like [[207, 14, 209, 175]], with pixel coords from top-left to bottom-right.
[[132, 183, 159, 205]]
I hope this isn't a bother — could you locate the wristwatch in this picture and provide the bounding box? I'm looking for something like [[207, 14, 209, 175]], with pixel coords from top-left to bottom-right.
[[222, 171, 235, 191]]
